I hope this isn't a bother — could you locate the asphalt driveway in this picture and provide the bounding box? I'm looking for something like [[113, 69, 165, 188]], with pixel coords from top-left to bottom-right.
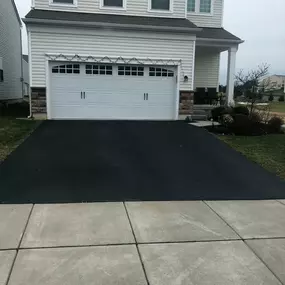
[[0, 120, 284, 204]]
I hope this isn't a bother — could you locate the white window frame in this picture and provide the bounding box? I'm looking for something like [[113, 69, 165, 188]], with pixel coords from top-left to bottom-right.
[[148, 0, 173, 13], [49, 0, 77, 7], [187, 0, 213, 15], [99, 0, 127, 11]]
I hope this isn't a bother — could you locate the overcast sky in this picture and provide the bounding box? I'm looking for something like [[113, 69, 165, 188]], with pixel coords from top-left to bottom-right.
[[15, 0, 285, 84]]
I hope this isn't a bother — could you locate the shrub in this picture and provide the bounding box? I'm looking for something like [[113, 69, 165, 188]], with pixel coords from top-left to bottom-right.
[[0, 101, 29, 117], [268, 94, 274, 102], [268, 116, 284, 133], [229, 114, 252, 135], [221, 114, 234, 127], [211, 106, 233, 121], [279, 95, 285, 102], [233, 105, 250, 116], [211, 106, 226, 121], [249, 112, 262, 123], [228, 114, 267, 135], [257, 93, 263, 101]]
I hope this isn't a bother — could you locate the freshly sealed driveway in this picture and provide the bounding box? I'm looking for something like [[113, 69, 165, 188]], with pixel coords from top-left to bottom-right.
[[0, 120, 284, 204]]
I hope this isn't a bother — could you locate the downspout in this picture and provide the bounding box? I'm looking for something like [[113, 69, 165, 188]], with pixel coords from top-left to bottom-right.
[[20, 26, 24, 100], [27, 28, 33, 118]]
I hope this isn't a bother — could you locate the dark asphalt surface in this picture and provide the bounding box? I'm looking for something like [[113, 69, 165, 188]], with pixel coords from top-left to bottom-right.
[[0, 120, 284, 204]]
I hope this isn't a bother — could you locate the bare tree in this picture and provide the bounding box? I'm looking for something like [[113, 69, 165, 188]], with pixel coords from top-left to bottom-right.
[[235, 63, 270, 114], [235, 63, 270, 87]]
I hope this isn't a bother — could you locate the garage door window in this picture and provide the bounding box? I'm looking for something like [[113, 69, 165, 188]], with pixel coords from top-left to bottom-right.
[[86, 65, 113, 75], [52, 64, 80, 74], [118, 66, 144, 76], [149, 67, 174, 77]]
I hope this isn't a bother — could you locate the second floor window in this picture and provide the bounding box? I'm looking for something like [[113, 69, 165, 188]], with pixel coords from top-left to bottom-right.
[[103, 0, 124, 7], [187, 0, 211, 13], [151, 0, 170, 10], [53, 0, 74, 4], [200, 0, 211, 13], [187, 0, 195, 12]]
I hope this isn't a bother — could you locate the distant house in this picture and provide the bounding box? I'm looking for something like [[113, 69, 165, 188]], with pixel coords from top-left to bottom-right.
[[22, 55, 30, 97], [262, 89, 284, 102], [0, 0, 23, 101], [261, 75, 285, 92]]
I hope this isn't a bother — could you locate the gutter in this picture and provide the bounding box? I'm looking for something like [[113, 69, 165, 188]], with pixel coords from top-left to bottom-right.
[[22, 18, 203, 33], [197, 37, 244, 44]]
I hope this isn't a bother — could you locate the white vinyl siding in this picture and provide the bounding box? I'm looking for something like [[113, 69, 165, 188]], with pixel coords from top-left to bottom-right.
[[0, 0, 22, 99], [35, 0, 185, 18], [194, 49, 220, 89], [29, 26, 195, 90], [187, 0, 223, 28]]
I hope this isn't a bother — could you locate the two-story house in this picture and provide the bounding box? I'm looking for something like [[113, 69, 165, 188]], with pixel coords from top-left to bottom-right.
[[0, 0, 23, 101], [23, 0, 243, 120], [261, 75, 285, 91]]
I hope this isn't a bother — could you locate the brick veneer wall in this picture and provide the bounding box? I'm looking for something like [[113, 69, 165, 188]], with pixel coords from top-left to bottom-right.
[[179, 91, 194, 115], [31, 87, 47, 114]]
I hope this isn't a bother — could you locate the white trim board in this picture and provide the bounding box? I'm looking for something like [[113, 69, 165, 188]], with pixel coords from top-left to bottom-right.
[[27, 25, 197, 41], [45, 54, 183, 66], [191, 39, 196, 89]]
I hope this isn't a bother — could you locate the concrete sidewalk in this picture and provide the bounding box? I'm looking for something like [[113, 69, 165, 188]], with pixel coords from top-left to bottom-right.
[[1, 200, 285, 285]]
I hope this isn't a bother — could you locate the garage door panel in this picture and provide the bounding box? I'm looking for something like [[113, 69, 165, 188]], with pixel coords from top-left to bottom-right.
[[52, 106, 89, 119], [49, 62, 177, 120], [82, 75, 148, 104], [82, 105, 158, 120]]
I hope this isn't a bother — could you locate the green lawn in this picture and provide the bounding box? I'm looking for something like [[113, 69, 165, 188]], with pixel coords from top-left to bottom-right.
[[0, 118, 39, 161], [220, 135, 285, 180], [237, 102, 285, 114], [270, 102, 285, 113]]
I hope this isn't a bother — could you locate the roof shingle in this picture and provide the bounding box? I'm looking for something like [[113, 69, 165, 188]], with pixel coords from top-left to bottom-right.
[[24, 10, 242, 42], [197, 27, 242, 41], [25, 9, 198, 30]]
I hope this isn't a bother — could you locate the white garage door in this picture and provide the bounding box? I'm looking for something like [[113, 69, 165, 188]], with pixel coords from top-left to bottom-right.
[[49, 62, 177, 120]]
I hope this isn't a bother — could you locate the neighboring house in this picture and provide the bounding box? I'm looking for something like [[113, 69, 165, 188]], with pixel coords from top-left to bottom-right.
[[22, 55, 30, 96], [0, 0, 23, 101], [23, 0, 243, 120], [262, 89, 285, 102], [260, 75, 285, 92]]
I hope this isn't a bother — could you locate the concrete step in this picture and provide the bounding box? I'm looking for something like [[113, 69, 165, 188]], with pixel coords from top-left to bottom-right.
[[192, 114, 208, 121], [193, 109, 208, 115]]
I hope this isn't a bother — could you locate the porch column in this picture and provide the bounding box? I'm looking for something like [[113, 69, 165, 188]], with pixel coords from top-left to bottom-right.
[[226, 46, 238, 105]]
